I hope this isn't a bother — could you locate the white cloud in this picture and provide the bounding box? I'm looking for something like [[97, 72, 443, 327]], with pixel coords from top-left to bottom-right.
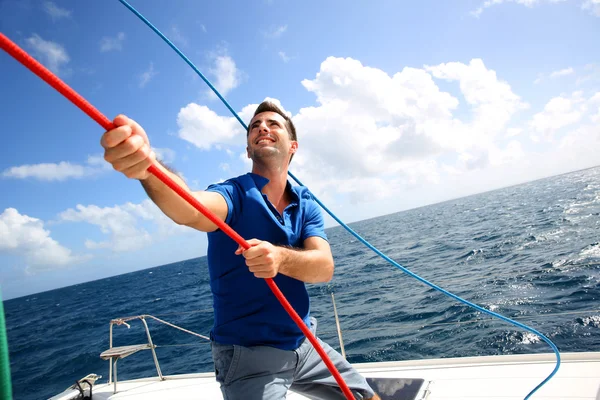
[[86, 154, 112, 170], [582, 0, 600, 16], [100, 32, 125, 52], [589, 92, 600, 123], [239, 152, 252, 168], [295, 57, 525, 177], [576, 64, 600, 86], [200, 24, 207, 33], [4, 162, 89, 181], [459, 140, 525, 171], [426, 59, 528, 146], [59, 200, 190, 253], [459, 148, 491, 170], [207, 51, 242, 96], [529, 91, 587, 141], [153, 147, 176, 164], [535, 67, 575, 84], [0, 208, 84, 273], [471, 0, 567, 17], [279, 51, 291, 63], [505, 127, 523, 137], [176, 103, 251, 149], [170, 26, 188, 47], [263, 25, 288, 38], [273, 60, 505, 199], [43, 1, 71, 21], [139, 62, 157, 88], [25, 34, 70, 75], [2, 156, 110, 181], [171, 56, 597, 210], [303, 57, 459, 122], [174, 57, 529, 203], [549, 67, 574, 78], [555, 123, 600, 171], [60, 203, 151, 252]]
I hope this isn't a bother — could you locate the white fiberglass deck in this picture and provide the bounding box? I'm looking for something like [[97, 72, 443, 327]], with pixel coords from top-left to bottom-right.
[[83, 352, 600, 400]]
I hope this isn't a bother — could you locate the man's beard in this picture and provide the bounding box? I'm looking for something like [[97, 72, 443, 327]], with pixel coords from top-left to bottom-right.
[[249, 145, 282, 162]]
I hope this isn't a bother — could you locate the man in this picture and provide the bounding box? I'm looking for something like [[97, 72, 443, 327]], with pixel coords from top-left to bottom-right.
[[101, 100, 379, 400]]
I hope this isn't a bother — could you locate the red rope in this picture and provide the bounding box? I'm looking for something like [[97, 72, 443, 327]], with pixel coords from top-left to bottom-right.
[[0, 32, 355, 399]]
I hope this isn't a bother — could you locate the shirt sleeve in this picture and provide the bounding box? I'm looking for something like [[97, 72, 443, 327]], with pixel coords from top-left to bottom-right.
[[301, 196, 328, 242], [205, 179, 241, 226]]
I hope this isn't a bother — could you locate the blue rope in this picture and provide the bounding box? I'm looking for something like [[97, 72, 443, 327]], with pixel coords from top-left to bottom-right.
[[117, 1, 561, 397]]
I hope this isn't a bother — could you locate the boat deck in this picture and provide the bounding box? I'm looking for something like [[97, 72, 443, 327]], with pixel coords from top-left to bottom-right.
[[77, 352, 600, 399]]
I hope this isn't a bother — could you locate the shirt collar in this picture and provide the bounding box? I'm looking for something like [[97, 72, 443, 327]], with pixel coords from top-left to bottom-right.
[[248, 172, 299, 206], [248, 172, 269, 190]]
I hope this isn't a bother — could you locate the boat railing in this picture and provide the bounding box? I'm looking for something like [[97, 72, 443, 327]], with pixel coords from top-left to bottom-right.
[[99, 292, 349, 394], [99, 297, 600, 395], [101, 314, 210, 394]]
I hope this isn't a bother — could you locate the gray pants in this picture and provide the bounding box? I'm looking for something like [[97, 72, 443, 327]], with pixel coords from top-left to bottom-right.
[[211, 318, 375, 400]]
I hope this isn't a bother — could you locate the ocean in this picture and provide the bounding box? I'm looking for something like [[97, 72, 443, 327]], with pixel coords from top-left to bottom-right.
[[4, 167, 600, 400]]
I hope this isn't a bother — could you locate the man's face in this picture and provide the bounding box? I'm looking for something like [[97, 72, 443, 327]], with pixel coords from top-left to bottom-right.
[[247, 111, 297, 163]]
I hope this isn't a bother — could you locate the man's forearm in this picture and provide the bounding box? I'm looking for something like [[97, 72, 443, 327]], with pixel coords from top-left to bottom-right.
[[139, 162, 200, 226], [278, 247, 334, 283]]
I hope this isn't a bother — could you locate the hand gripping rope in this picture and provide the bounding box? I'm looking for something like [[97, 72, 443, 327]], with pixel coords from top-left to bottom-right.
[[114, 1, 562, 399], [0, 33, 356, 400]]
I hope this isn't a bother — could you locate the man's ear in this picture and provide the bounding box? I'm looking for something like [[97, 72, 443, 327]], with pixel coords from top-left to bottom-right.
[[290, 141, 298, 154], [246, 146, 250, 158]]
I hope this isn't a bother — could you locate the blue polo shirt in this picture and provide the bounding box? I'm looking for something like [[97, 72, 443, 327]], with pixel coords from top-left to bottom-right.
[[205, 173, 327, 350]]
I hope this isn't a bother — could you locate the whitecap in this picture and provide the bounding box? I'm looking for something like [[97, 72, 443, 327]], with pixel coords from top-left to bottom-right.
[[565, 199, 596, 215], [580, 243, 600, 259], [551, 258, 569, 269], [546, 229, 563, 238], [581, 315, 600, 328], [509, 282, 534, 290], [466, 248, 484, 262], [521, 332, 540, 345], [493, 296, 536, 307]]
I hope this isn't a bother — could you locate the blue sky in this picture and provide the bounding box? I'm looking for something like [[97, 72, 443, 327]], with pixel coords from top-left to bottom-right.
[[0, 0, 599, 299]]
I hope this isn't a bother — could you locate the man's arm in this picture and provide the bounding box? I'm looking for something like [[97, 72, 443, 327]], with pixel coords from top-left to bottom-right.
[[235, 236, 334, 283], [139, 162, 227, 232], [101, 114, 227, 232]]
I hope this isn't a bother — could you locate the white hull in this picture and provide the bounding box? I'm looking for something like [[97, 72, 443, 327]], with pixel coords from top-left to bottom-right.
[[54, 352, 600, 400]]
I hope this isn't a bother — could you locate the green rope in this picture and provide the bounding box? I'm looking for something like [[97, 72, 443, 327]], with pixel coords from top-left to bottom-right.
[[0, 289, 12, 400]]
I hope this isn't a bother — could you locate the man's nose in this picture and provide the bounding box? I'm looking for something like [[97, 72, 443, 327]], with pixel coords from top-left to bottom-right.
[[258, 121, 269, 132]]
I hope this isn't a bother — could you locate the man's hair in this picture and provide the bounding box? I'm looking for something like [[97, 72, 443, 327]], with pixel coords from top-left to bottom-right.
[[248, 100, 297, 162], [249, 101, 297, 142]]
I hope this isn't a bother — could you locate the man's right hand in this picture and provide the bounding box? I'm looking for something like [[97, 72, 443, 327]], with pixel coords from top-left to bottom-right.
[[101, 115, 156, 180]]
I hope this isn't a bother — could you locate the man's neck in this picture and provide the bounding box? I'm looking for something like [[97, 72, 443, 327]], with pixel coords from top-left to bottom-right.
[[252, 163, 289, 213]]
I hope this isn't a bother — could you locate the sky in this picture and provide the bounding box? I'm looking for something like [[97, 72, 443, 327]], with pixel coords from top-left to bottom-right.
[[0, 0, 599, 300]]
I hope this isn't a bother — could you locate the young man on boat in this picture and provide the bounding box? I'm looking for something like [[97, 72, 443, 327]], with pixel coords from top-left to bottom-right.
[[100, 100, 379, 400]]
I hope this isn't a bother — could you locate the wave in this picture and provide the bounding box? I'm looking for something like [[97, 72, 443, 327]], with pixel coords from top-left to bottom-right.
[[576, 315, 600, 328], [580, 243, 600, 259]]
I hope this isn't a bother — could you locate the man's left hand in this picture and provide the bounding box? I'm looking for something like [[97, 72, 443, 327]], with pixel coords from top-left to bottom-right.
[[235, 239, 284, 279]]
